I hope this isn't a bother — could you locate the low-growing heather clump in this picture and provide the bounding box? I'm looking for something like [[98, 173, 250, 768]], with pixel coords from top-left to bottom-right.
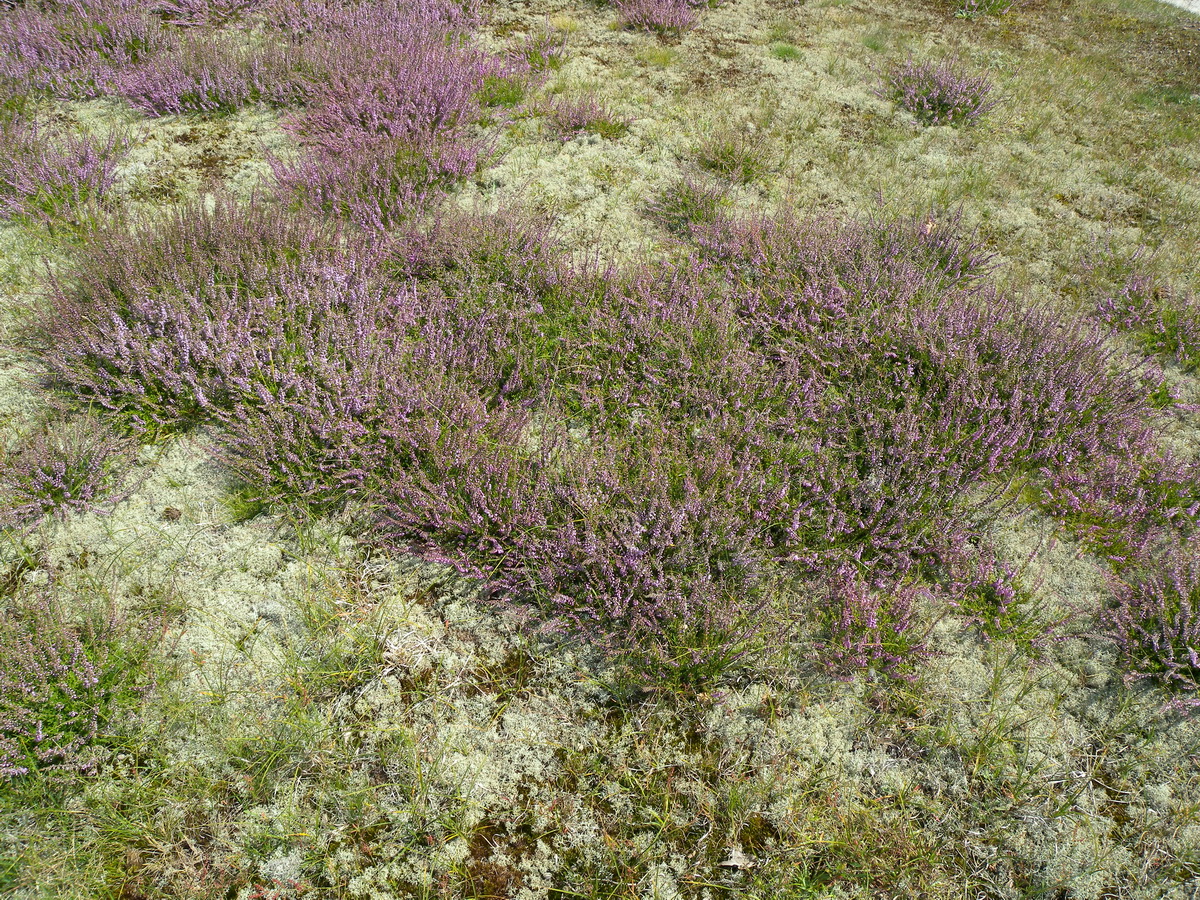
[[510, 26, 568, 73], [32, 193, 1200, 682], [879, 56, 999, 127], [613, 0, 698, 36], [1095, 272, 1200, 373], [693, 124, 774, 184], [0, 115, 127, 223], [269, 0, 512, 227], [0, 414, 135, 529], [544, 94, 630, 141], [0, 587, 153, 779], [1104, 540, 1200, 711], [644, 175, 729, 237]]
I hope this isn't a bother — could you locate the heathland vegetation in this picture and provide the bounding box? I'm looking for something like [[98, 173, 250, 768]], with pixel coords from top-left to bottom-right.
[[0, 0, 1198, 896]]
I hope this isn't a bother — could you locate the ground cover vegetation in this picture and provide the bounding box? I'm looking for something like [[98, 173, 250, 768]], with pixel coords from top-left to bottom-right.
[[1, 0, 1199, 896]]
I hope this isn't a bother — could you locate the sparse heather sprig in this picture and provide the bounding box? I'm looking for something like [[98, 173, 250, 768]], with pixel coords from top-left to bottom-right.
[[1104, 540, 1200, 711], [693, 124, 774, 185], [645, 175, 728, 237], [0, 588, 153, 780], [544, 94, 630, 141], [0, 414, 136, 529], [955, 0, 1017, 18], [510, 26, 568, 73], [613, 0, 698, 36], [0, 117, 127, 223], [879, 56, 999, 127]]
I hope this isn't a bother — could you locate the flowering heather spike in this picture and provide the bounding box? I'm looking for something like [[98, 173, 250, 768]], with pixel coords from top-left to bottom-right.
[[879, 56, 999, 127], [1104, 541, 1200, 711], [0, 117, 127, 223]]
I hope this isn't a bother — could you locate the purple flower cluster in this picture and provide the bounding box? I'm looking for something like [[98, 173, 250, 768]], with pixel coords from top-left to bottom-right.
[[0, 115, 127, 223], [879, 56, 999, 127]]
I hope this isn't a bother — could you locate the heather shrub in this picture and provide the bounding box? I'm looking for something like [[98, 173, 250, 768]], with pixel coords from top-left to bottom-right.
[[113, 30, 298, 115], [34, 196, 1196, 682], [271, 139, 474, 232], [613, 0, 698, 36], [815, 569, 927, 681], [878, 56, 999, 127], [0, 116, 127, 223], [34, 198, 353, 431], [0, 587, 153, 779], [544, 94, 630, 141], [511, 26, 567, 73], [267, 1, 506, 228], [0, 414, 135, 529], [151, 0, 269, 27], [1032, 449, 1199, 564], [1104, 540, 1200, 711], [1095, 273, 1200, 373], [0, 0, 164, 97]]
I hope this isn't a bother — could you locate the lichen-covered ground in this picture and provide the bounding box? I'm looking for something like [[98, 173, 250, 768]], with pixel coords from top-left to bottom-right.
[[2, 0, 1200, 897]]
